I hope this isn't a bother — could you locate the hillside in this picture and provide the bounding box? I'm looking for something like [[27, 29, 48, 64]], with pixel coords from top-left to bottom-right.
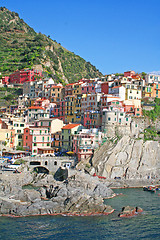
[[0, 7, 103, 84]]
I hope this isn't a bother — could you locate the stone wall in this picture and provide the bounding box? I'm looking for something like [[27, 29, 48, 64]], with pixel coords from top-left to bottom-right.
[[104, 121, 139, 138]]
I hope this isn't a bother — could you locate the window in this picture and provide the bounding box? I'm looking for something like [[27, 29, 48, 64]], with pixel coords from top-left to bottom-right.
[[42, 137, 44, 142], [68, 130, 71, 133], [126, 118, 128, 121], [120, 113, 123, 116], [137, 108, 139, 111], [26, 136, 28, 140], [34, 137, 36, 142], [20, 124, 24, 127], [108, 117, 111, 121]]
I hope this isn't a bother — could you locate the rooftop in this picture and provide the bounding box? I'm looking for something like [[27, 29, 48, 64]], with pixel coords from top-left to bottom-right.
[[62, 124, 80, 130], [28, 106, 45, 110]]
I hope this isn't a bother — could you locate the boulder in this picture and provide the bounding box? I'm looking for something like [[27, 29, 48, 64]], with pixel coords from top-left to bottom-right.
[[118, 206, 143, 217]]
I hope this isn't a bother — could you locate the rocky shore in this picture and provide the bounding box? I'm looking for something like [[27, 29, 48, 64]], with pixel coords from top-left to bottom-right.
[[0, 170, 115, 217]]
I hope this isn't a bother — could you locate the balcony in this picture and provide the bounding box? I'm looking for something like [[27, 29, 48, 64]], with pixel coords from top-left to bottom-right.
[[79, 144, 92, 149]]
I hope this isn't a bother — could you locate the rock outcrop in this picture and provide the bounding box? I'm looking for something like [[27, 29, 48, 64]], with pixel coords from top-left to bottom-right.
[[0, 171, 114, 216], [118, 206, 143, 217], [85, 136, 160, 180]]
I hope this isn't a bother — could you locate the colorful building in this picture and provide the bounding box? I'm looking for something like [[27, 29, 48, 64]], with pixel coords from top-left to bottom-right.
[[9, 69, 42, 84], [73, 128, 102, 162], [61, 124, 83, 151], [23, 127, 51, 155]]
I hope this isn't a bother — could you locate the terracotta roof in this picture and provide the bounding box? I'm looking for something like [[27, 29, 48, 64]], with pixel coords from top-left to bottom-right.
[[112, 86, 122, 89], [28, 106, 45, 110], [62, 124, 80, 130], [51, 86, 63, 89], [66, 83, 75, 86]]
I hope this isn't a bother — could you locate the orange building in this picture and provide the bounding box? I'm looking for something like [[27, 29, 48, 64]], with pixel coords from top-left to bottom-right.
[[151, 83, 160, 98]]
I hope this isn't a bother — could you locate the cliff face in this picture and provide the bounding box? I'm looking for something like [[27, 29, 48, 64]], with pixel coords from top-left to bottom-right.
[[89, 136, 160, 180]]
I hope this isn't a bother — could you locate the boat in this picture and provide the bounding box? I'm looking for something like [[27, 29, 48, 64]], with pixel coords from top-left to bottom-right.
[[143, 185, 157, 192]]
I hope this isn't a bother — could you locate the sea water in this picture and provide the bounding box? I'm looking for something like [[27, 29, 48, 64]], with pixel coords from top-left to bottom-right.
[[0, 188, 160, 240]]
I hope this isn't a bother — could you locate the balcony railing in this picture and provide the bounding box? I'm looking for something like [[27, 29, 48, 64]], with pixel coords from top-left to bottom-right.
[[79, 144, 92, 149]]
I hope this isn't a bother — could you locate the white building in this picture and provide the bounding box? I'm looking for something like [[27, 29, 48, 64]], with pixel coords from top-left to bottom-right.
[[108, 86, 126, 100], [145, 73, 160, 84]]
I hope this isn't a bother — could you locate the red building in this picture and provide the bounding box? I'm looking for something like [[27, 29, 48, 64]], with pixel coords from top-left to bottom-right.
[[124, 70, 135, 77], [2, 76, 9, 85], [23, 128, 32, 152], [9, 69, 42, 84], [51, 100, 65, 122], [101, 82, 109, 94]]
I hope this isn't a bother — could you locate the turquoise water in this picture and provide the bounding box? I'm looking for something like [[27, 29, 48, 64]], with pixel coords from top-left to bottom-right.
[[0, 188, 160, 240]]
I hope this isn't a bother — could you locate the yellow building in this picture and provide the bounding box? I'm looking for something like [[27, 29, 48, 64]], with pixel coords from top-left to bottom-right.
[[65, 82, 82, 123], [125, 85, 142, 100], [142, 86, 152, 98]]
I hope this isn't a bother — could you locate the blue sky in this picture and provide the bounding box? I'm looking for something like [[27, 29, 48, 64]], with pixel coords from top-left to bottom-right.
[[1, 0, 160, 75]]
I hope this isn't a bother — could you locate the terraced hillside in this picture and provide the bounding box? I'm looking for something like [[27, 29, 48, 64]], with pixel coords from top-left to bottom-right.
[[0, 7, 103, 84]]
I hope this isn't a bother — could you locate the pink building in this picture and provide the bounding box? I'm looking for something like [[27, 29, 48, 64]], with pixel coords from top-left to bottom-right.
[[123, 100, 142, 117], [51, 100, 65, 121], [9, 69, 42, 84], [81, 83, 95, 94], [23, 127, 51, 156], [83, 111, 101, 129], [124, 70, 135, 77]]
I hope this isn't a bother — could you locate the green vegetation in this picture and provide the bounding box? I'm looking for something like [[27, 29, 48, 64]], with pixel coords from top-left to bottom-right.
[[16, 146, 26, 151], [143, 98, 160, 121], [143, 127, 159, 141], [0, 87, 22, 106], [14, 159, 26, 165], [0, 7, 103, 83]]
